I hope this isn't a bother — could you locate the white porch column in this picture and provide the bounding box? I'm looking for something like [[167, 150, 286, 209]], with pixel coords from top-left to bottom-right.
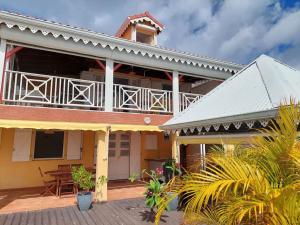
[[95, 129, 109, 202], [0, 39, 7, 96], [171, 132, 180, 163], [172, 71, 179, 115], [104, 58, 114, 112]]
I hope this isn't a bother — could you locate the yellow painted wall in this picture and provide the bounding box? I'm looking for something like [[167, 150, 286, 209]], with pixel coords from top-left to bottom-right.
[[140, 131, 172, 171], [0, 128, 95, 190]]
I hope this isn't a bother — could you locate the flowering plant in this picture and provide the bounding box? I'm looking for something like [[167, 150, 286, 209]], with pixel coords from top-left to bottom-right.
[[142, 168, 165, 213]]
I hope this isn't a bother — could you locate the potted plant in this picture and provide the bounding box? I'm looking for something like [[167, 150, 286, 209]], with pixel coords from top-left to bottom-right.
[[72, 166, 95, 211], [162, 159, 181, 210]]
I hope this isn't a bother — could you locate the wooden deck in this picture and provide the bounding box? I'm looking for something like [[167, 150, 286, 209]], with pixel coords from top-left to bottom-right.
[[0, 198, 183, 225]]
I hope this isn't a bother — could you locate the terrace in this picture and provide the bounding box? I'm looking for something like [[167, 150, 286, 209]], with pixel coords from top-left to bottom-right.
[[0, 45, 224, 117], [0, 197, 183, 225], [2, 70, 202, 114]]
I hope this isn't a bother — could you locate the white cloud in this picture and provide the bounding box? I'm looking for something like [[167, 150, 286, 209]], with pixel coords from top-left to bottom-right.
[[1, 0, 300, 68]]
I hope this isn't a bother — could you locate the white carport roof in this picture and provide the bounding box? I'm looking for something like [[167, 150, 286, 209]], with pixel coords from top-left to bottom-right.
[[162, 55, 300, 133]]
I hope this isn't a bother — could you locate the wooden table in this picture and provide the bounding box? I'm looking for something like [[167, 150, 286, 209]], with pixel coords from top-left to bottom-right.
[[45, 168, 96, 196]]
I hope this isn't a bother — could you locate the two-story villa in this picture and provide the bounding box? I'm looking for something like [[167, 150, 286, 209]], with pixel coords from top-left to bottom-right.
[[0, 10, 243, 201]]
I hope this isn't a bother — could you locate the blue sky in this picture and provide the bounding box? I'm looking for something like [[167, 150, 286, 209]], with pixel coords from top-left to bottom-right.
[[1, 0, 300, 68]]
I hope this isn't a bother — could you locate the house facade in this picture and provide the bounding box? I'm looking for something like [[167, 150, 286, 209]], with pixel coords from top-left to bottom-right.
[[0, 10, 242, 200]]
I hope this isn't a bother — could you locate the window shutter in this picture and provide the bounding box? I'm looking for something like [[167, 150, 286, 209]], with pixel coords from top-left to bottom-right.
[[12, 129, 32, 162], [67, 131, 82, 160], [145, 134, 158, 150]]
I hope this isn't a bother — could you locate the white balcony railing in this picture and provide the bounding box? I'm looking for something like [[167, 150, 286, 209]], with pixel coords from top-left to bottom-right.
[[113, 84, 173, 113], [2, 70, 105, 109], [179, 92, 202, 111], [2, 70, 202, 113]]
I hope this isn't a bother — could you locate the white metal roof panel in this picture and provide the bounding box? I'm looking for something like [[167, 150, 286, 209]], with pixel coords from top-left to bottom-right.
[[164, 55, 300, 129]]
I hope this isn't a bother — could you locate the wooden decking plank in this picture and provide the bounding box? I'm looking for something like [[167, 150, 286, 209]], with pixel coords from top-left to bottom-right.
[[34, 211, 41, 225], [11, 213, 21, 225], [18, 212, 28, 225], [63, 207, 79, 225], [54, 207, 66, 225], [114, 201, 140, 224], [41, 210, 49, 225], [107, 201, 139, 225], [111, 202, 141, 225], [80, 210, 96, 225], [3, 213, 13, 225], [47, 209, 57, 225], [0, 214, 7, 225], [91, 204, 114, 225], [25, 212, 34, 225], [117, 198, 158, 225], [0, 197, 183, 225], [70, 207, 88, 225], [60, 207, 74, 225], [100, 203, 126, 225], [93, 203, 120, 225], [86, 208, 106, 225]]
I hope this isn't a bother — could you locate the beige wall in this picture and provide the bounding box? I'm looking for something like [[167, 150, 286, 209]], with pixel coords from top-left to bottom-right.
[[140, 131, 172, 171], [0, 129, 172, 189], [0, 128, 95, 189]]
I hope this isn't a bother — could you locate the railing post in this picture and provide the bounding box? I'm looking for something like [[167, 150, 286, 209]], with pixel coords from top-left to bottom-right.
[[0, 39, 7, 102], [104, 58, 114, 112], [172, 71, 179, 115]]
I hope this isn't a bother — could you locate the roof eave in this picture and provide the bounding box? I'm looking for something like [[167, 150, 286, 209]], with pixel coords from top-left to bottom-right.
[[160, 108, 278, 130], [0, 10, 243, 73]]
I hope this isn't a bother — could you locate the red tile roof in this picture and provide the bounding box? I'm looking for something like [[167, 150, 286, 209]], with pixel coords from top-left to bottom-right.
[[115, 11, 164, 38]]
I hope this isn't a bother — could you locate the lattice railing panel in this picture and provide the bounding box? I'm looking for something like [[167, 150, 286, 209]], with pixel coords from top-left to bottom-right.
[[179, 92, 202, 111], [2, 70, 105, 109], [113, 84, 172, 113]]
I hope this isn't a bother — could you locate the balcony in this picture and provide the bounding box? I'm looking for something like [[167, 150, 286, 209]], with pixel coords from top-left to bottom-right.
[[2, 70, 202, 114]]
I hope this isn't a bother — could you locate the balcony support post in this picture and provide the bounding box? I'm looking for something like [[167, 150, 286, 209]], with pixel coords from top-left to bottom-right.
[[172, 70, 179, 115], [171, 132, 180, 163], [104, 58, 114, 112], [95, 129, 109, 202], [0, 39, 7, 103]]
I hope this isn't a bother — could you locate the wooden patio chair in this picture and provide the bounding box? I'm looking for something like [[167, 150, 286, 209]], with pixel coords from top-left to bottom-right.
[[58, 164, 71, 170], [38, 167, 56, 196], [58, 173, 76, 198]]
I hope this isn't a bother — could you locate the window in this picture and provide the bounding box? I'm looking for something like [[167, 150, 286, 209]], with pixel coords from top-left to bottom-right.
[[145, 134, 158, 150], [34, 131, 64, 159], [109, 134, 116, 157], [120, 134, 130, 156], [136, 32, 153, 44]]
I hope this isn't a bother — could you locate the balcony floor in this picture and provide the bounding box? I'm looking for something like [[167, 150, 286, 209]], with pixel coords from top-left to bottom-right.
[[0, 181, 145, 214]]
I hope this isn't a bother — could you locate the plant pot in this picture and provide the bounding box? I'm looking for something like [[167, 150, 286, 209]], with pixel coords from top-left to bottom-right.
[[167, 192, 178, 211], [77, 192, 92, 211]]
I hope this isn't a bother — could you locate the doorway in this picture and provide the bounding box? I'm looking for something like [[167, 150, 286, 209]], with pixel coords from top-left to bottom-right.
[[108, 132, 130, 180]]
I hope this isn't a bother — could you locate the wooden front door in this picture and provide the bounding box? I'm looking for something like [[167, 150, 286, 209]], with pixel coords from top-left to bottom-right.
[[108, 132, 130, 180]]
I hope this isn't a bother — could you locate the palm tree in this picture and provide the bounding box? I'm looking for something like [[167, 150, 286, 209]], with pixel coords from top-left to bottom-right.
[[155, 102, 300, 225]]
